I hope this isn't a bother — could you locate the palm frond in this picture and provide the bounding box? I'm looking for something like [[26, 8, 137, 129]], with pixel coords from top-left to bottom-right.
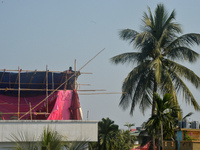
[[165, 47, 199, 62], [165, 33, 200, 53], [110, 52, 142, 65], [119, 29, 138, 43], [166, 59, 200, 88], [159, 63, 178, 106], [119, 62, 154, 114], [170, 71, 200, 110], [10, 131, 39, 150], [67, 141, 89, 150], [129, 70, 154, 115], [183, 112, 194, 120]]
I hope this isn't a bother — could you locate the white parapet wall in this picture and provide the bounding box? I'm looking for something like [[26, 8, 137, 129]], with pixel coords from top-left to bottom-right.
[[0, 120, 98, 150]]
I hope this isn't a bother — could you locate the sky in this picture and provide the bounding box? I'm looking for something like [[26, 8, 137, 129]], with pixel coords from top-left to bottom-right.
[[0, 0, 200, 129]]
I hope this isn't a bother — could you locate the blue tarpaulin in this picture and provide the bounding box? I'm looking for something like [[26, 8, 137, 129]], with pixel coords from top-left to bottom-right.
[[0, 71, 75, 96]]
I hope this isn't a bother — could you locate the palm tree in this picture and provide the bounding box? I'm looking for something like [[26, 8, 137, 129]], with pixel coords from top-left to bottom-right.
[[40, 126, 64, 150], [66, 141, 89, 150], [111, 3, 200, 149], [145, 93, 180, 149], [110, 130, 135, 150], [12, 126, 89, 150], [124, 122, 135, 131], [11, 131, 39, 150], [98, 118, 119, 150]]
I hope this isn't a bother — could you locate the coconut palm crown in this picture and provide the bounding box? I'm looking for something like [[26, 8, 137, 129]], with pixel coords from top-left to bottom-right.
[[111, 4, 200, 115]]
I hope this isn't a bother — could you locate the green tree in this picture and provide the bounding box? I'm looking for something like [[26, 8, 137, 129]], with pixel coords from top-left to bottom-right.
[[145, 93, 180, 149], [66, 141, 89, 150], [11, 131, 39, 150], [124, 122, 135, 131], [111, 3, 200, 149], [98, 118, 119, 150], [40, 126, 64, 150], [12, 126, 89, 150], [110, 130, 135, 150]]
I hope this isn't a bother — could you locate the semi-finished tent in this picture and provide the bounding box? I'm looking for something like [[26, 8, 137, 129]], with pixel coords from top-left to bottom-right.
[[0, 68, 82, 120]]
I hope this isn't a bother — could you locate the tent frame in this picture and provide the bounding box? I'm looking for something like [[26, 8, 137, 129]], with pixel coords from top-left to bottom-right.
[[0, 48, 105, 120]]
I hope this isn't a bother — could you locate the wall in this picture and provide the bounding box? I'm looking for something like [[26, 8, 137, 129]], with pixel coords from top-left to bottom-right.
[[180, 141, 200, 150], [0, 120, 98, 150]]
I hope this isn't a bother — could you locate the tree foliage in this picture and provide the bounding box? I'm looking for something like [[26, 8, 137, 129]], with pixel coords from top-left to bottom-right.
[[145, 93, 180, 138], [12, 126, 89, 150], [111, 3, 200, 116], [90, 118, 135, 150], [98, 117, 119, 150]]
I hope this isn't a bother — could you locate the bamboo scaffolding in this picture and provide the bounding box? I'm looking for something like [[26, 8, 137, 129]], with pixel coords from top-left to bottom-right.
[[29, 102, 32, 120], [0, 82, 92, 85], [0, 82, 69, 85], [18, 67, 20, 119], [19, 48, 105, 120], [52, 72, 54, 90], [0, 112, 50, 115], [78, 92, 124, 95], [46, 65, 48, 113], [28, 70, 37, 89], [78, 84, 91, 86], [0, 71, 5, 86], [75, 59, 77, 90], [0, 88, 106, 92], [0, 69, 92, 74]]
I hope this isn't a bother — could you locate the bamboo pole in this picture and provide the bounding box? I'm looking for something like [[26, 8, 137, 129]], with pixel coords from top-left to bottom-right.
[[28, 70, 37, 89], [78, 84, 91, 86], [0, 88, 106, 92], [0, 69, 92, 74], [29, 102, 32, 120], [74, 59, 77, 90], [18, 67, 20, 120], [0, 71, 5, 86], [52, 72, 54, 90], [46, 65, 48, 113], [78, 92, 124, 95], [19, 48, 105, 120], [0, 112, 50, 115]]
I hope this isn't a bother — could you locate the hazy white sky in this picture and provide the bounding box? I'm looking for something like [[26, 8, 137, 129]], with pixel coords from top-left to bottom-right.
[[0, 0, 200, 129]]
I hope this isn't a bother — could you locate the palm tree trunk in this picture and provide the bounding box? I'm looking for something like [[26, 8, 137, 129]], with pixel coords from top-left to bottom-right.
[[161, 121, 163, 150], [152, 80, 157, 150]]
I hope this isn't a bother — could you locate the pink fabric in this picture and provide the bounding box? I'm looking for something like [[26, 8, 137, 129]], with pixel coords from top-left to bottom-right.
[[47, 90, 73, 120]]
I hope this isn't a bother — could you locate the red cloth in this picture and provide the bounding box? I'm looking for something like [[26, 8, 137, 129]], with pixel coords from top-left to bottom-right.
[[69, 90, 81, 120], [0, 90, 81, 120], [0, 93, 57, 120]]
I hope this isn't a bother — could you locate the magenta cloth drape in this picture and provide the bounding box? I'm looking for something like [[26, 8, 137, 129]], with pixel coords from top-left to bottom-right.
[[47, 90, 73, 120]]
